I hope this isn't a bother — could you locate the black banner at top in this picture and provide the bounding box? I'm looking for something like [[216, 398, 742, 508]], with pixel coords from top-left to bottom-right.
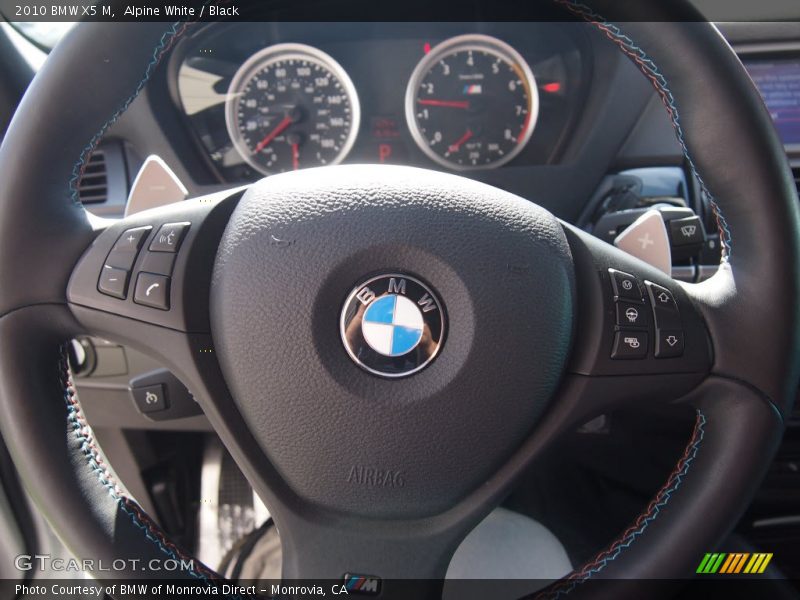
[[0, 0, 799, 23]]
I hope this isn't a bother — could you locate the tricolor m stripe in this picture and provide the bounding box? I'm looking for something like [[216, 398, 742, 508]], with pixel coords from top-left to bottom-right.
[[696, 552, 773, 574], [343, 573, 381, 595]]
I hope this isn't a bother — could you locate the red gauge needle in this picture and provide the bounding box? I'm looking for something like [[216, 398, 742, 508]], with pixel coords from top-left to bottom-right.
[[252, 115, 292, 154], [448, 129, 473, 153], [418, 99, 470, 109], [291, 143, 299, 171]]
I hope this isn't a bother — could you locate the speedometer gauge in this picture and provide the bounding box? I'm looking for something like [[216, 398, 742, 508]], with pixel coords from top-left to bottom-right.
[[225, 44, 360, 175], [405, 34, 538, 170]]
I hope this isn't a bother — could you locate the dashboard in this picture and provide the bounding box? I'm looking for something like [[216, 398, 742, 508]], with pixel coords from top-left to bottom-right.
[[169, 22, 591, 183]]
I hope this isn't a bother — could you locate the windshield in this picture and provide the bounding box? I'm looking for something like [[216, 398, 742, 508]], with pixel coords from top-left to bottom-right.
[[9, 21, 74, 49]]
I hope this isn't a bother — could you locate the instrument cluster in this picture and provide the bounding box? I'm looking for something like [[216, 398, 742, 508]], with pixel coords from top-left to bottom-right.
[[172, 22, 589, 182]]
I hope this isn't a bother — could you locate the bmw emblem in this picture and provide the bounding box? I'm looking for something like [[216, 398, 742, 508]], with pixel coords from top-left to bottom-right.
[[340, 274, 445, 378]]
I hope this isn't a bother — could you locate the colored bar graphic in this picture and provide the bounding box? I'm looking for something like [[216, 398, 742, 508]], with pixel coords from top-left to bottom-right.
[[698, 552, 773, 574]]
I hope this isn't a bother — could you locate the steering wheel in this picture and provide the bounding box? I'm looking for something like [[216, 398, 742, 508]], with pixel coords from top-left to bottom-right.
[[0, 1, 798, 598]]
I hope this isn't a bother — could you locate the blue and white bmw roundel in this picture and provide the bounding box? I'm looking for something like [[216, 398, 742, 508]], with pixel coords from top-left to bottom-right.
[[340, 274, 445, 378], [361, 294, 425, 357]]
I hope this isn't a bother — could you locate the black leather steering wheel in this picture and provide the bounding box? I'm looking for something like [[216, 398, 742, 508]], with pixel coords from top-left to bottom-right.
[[0, 1, 798, 599]]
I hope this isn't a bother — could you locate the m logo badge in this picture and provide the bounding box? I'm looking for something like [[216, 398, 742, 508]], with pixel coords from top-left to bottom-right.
[[343, 573, 382, 595]]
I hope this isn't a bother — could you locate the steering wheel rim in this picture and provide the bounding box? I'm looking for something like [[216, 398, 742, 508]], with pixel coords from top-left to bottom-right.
[[0, 2, 797, 599]]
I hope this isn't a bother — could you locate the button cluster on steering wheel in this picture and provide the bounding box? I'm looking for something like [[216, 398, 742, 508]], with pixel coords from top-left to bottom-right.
[[609, 269, 648, 359], [96, 222, 190, 311], [608, 268, 685, 360]]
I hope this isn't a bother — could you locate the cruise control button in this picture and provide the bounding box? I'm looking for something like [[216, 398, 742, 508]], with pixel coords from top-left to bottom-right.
[[609, 269, 643, 302], [646, 281, 678, 312], [106, 226, 152, 270], [616, 301, 646, 328], [98, 265, 129, 299], [112, 226, 151, 253], [655, 329, 685, 358], [133, 272, 170, 310], [611, 330, 648, 359], [149, 222, 190, 253]]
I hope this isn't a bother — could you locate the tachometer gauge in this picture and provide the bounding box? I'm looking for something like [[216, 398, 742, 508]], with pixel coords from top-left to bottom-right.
[[225, 44, 360, 175], [405, 34, 538, 170]]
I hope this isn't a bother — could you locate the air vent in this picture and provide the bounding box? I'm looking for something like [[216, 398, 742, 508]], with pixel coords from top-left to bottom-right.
[[77, 150, 108, 204]]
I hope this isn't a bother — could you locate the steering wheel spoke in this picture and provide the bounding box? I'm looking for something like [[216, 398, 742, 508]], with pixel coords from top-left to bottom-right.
[[502, 222, 714, 449], [548, 223, 710, 411]]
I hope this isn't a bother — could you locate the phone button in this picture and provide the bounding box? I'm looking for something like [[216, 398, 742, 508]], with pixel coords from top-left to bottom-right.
[[133, 272, 170, 310]]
